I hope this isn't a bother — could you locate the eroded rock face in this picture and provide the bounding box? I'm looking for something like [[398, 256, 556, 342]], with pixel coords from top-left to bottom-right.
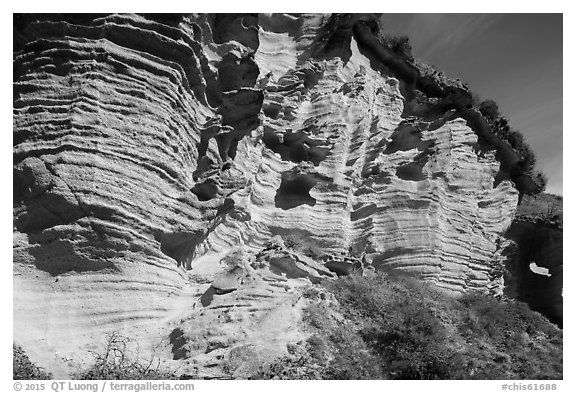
[[14, 13, 520, 377]]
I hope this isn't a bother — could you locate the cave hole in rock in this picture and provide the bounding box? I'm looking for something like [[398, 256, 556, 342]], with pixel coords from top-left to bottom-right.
[[282, 106, 297, 121], [350, 203, 378, 222], [263, 126, 329, 166], [384, 122, 433, 154], [504, 222, 563, 327], [262, 102, 282, 119], [216, 197, 235, 217], [219, 89, 264, 134], [275, 172, 318, 210], [395, 148, 432, 182], [155, 231, 204, 269], [269, 256, 312, 280], [217, 53, 259, 91], [325, 260, 361, 277], [396, 161, 426, 181], [299, 65, 323, 89], [191, 179, 218, 201]]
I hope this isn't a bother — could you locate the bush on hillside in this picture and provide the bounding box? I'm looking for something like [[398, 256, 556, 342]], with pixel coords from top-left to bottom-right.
[[13, 344, 52, 380], [255, 272, 563, 380], [515, 192, 562, 225], [75, 332, 177, 380]]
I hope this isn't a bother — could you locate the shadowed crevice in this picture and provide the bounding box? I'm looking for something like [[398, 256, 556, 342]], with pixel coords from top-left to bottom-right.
[[263, 126, 330, 166], [155, 230, 206, 269], [274, 171, 318, 210], [191, 179, 219, 201]]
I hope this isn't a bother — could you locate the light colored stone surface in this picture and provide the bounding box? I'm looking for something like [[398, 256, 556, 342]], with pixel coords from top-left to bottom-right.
[[13, 13, 518, 377]]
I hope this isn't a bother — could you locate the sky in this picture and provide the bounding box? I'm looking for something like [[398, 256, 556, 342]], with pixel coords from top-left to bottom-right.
[[379, 14, 563, 195]]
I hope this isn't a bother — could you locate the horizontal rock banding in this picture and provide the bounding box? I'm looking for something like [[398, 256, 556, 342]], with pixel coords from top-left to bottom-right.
[[14, 13, 520, 377]]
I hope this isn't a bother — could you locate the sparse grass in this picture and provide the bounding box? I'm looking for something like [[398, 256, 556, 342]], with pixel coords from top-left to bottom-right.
[[254, 272, 562, 380], [455, 294, 563, 379], [515, 193, 562, 226], [326, 273, 458, 379], [252, 304, 382, 380], [13, 344, 53, 380]]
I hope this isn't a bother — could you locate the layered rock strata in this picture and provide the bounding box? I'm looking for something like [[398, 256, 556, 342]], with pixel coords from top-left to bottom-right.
[[14, 13, 523, 377]]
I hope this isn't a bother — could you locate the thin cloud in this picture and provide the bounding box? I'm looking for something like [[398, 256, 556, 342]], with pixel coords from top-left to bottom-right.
[[511, 97, 563, 132], [378, 14, 562, 194], [405, 14, 503, 59], [542, 154, 563, 195]]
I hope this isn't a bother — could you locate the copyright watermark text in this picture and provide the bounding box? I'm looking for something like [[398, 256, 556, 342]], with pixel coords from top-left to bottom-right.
[[502, 383, 557, 391], [13, 381, 194, 392]]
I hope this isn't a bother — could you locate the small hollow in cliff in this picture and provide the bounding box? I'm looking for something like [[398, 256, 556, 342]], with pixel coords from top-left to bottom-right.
[[384, 122, 433, 154], [275, 172, 318, 210], [504, 220, 563, 327], [191, 179, 219, 201], [263, 126, 329, 166], [155, 230, 205, 269], [396, 161, 427, 182]]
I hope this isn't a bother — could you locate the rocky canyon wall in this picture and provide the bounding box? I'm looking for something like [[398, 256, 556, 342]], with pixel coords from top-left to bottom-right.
[[13, 13, 530, 377]]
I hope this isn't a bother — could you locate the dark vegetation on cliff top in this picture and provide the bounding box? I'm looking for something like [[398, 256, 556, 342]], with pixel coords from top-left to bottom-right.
[[253, 272, 563, 380], [477, 99, 548, 193], [376, 30, 547, 196]]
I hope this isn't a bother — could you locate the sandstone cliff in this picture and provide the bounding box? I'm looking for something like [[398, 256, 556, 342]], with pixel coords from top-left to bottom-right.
[[13, 13, 552, 378]]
